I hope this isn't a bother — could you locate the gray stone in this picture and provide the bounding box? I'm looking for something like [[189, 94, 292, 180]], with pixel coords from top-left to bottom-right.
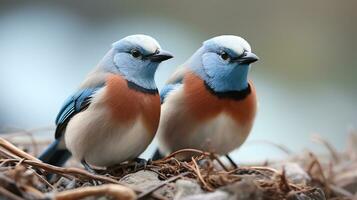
[[222, 178, 263, 200], [178, 190, 230, 200], [283, 163, 311, 185], [271, 162, 311, 185], [119, 170, 161, 191], [174, 179, 203, 200], [119, 170, 176, 199]]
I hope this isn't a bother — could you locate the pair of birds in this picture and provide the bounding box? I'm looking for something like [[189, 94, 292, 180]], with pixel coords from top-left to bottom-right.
[[39, 34, 259, 169]]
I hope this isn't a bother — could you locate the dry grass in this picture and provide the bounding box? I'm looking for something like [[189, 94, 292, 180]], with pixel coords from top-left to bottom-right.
[[0, 130, 356, 200]]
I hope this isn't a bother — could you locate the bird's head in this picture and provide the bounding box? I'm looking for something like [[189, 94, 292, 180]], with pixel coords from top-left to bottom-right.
[[188, 35, 259, 92], [100, 34, 173, 90]]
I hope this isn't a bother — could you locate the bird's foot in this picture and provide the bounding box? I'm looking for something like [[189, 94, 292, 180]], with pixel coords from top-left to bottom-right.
[[81, 159, 97, 174], [226, 154, 239, 169], [133, 158, 151, 170], [81, 159, 101, 185], [225, 154, 239, 169]]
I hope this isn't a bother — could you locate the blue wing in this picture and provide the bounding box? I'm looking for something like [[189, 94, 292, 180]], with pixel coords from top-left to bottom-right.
[[160, 83, 182, 104], [54, 85, 104, 139], [160, 66, 188, 104]]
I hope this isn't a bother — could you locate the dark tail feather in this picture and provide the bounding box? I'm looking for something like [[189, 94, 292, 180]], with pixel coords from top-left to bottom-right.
[[152, 149, 164, 160], [38, 140, 71, 167]]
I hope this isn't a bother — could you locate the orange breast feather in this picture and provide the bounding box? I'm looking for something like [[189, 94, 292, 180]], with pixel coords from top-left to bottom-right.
[[105, 75, 160, 134], [184, 72, 257, 126]]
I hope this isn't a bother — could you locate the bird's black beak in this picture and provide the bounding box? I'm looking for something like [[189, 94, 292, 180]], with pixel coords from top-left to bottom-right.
[[237, 52, 259, 65], [149, 50, 173, 62]]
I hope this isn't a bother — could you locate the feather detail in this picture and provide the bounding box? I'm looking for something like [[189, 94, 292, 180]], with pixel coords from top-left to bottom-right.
[[183, 72, 257, 126], [104, 74, 160, 134]]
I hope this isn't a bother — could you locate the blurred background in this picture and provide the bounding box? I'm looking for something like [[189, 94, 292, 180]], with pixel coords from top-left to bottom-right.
[[0, 0, 356, 162]]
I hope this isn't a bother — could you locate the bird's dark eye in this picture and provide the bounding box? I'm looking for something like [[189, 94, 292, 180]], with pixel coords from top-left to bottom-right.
[[131, 49, 142, 58], [220, 52, 230, 61]]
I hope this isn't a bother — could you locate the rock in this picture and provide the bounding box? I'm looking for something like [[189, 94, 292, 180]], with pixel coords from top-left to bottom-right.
[[272, 162, 311, 185], [120, 170, 176, 198], [178, 190, 230, 200], [155, 182, 176, 200], [120, 170, 161, 191], [174, 179, 202, 200], [175, 178, 265, 200], [284, 163, 311, 185], [222, 177, 263, 200]]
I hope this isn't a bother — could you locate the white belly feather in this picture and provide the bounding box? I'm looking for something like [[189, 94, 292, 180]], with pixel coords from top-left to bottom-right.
[[157, 88, 250, 156], [64, 97, 152, 167], [188, 113, 249, 154]]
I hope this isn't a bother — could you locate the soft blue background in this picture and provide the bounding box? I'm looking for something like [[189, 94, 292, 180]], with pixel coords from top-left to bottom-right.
[[0, 1, 356, 162]]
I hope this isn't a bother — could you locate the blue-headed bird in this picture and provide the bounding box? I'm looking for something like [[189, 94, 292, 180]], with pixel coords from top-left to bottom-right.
[[154, 35, 258, 163], [39, 34, 173, 169]]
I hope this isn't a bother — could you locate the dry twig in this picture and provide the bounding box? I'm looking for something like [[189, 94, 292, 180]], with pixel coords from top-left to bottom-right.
[[54, 184, 136, 200]]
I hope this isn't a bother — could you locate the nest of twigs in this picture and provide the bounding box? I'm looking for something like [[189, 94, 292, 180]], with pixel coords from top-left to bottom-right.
[[0, 131, 356, 200]]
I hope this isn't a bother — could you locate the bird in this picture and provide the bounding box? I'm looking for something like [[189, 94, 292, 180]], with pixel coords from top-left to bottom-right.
[[153, 35, 259, 163], [38, 34, 173, 169]]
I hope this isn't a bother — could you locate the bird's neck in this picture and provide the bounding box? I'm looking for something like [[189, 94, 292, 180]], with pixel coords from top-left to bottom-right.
[[205, 66, 249, 93], [123, 73, 157, 91], [184, 71, 252, 101], [203, 80, 251, 100], [192, 64, 250, 93], [126, 80, 158, 95]]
